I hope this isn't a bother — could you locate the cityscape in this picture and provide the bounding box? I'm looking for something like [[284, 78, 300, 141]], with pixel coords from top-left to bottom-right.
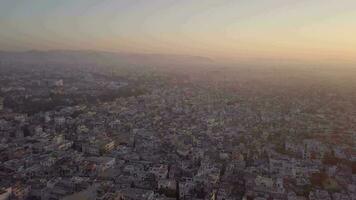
[[0, 53, 355, 199], [0, 0, 356, 199]]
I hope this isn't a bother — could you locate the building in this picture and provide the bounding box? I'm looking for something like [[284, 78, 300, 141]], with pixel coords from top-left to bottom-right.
[[0, 187, 11, 200], [0, 97, 4, 111]]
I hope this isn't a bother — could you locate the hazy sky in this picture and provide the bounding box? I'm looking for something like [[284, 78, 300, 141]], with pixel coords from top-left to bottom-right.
[[1, 0, 356, 65]]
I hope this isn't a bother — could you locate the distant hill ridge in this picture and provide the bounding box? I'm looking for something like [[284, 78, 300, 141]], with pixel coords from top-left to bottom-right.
[[0, 49, 214, 67]]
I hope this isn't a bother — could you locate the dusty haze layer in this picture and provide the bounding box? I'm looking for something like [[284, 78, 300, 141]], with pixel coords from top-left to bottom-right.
[[0, 0, 356, 67]]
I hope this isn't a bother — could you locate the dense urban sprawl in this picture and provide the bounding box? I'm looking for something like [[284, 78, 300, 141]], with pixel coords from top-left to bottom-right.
[[0, 63, 355, 200]]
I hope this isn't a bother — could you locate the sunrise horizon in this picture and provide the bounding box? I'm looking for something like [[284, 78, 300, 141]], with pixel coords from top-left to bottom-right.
[[1, 0, 356, 67]]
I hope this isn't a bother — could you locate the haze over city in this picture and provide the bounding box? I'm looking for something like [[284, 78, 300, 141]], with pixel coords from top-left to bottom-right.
[[0, 1, 355, 200], [1, 0, 356, 66]]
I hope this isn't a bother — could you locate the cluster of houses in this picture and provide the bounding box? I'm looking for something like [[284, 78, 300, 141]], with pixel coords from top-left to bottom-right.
[[0, 65, 355, 200]]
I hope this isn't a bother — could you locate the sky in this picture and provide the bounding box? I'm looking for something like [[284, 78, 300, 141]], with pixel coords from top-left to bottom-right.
[[0, 0, 356, 66]]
